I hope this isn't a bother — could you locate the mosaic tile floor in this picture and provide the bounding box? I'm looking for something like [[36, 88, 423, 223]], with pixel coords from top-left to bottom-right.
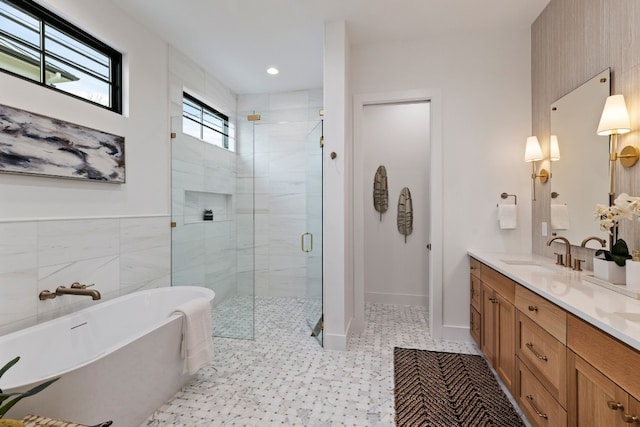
[[142, 297, 480, 426]]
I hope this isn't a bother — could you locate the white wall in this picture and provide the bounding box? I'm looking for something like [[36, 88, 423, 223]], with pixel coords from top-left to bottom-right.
[[0, 0, 171, 335], [362, 101, 431, 306], [323, 21, 354, 350], [0, 0, 169, 219], [351, 29, 533, 338]]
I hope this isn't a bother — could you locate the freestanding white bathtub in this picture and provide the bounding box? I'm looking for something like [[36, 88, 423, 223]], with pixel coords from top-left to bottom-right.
[[0, 286, 215, 426]]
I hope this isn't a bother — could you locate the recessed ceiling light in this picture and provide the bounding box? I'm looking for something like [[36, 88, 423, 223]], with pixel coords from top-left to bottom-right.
[[266, 67, 279, 75]]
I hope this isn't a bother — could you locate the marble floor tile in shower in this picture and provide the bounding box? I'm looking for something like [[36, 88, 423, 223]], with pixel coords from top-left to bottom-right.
[[142, 297, 478, 427]]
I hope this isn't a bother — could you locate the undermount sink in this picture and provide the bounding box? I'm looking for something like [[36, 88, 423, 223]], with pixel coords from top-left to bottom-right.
[[501, 259, 540, 266], [500, 259, 555, 272]]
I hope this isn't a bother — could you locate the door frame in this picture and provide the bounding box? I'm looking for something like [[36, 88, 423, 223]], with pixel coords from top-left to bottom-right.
[[352, 89, 443, 339]]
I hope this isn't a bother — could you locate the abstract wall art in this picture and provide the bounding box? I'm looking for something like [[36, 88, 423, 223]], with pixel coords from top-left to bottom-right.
[[0, 104, 125, 183]]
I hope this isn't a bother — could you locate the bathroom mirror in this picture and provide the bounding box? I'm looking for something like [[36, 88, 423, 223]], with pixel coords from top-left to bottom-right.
[[550, 68, 610, 247]]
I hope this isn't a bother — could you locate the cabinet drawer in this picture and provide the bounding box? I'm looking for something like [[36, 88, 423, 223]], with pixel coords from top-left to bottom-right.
[[483, 266, 515, 304], [517, 359, 567, 427], [470, 257, 481, 278], [516, 312, 567, 407], [516, 285, 566, 344], [470, 306, 481, 346], [470, 274, 481, 310], [568, 314, 640, 400]]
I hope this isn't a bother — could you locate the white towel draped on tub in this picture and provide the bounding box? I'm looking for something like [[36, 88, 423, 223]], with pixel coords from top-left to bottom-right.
[[497, 204, 517, 229], [550, 204, 570, 230], [172, 297, 214, 375]]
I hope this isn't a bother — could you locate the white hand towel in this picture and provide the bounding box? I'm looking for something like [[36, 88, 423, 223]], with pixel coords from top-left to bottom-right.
[[550, 204, 570, 230], [172, 297, 214, 375], [497, 204, 517, 229]]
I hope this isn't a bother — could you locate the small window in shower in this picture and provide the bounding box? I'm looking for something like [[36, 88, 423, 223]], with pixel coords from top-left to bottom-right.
[[182, 92, 232, 150]]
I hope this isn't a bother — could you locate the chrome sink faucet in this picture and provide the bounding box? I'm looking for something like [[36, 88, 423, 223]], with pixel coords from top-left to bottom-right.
[[547, 236, 572, 268]]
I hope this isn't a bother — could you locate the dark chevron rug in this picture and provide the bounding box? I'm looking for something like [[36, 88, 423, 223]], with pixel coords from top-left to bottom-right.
[[393, 348, 525, 427]]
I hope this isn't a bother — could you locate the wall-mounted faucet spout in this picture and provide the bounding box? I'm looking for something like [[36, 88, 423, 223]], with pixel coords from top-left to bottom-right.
[[56, 283, 101, 300], [39, 282, 101, 301]]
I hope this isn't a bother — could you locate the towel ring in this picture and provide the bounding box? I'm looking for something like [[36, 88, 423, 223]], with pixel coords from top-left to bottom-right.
[[497, 192, 517, 207]]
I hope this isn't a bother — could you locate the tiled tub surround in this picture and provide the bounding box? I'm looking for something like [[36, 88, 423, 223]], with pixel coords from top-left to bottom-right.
[[467, 251, 640, 351], [143, 298, 478, 426], [0, 216, 170, 336]]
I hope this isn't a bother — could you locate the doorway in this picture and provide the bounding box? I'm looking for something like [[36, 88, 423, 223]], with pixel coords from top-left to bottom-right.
[[353, 90, 442, 336]]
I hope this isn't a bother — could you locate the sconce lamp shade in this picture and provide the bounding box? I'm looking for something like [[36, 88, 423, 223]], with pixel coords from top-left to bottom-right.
[[597, 94, 632, 135], [550, 135, 560, 161], [524, 136, 544, 162]]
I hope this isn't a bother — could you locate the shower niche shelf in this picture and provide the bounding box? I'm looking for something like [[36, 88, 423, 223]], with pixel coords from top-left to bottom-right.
[[183, 190, 232, 224]]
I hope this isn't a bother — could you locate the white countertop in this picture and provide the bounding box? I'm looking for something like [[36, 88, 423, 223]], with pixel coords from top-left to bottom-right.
[[468, 250, 640, 352]]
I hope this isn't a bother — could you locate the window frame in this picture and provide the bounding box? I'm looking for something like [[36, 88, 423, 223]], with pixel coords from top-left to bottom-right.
[[182, 92, 231, 150], [0, 0, 122, 113]]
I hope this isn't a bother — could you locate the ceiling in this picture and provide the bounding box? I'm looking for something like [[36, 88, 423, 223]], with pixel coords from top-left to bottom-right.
[[109, 0, 551, 95]]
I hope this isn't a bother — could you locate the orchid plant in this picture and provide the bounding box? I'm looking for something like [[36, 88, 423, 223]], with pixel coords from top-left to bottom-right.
[[595, 193, 640, 234], [594, 193, 640, 266]]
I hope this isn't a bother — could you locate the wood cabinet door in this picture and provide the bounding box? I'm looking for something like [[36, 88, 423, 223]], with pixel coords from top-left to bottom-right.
[[481, 283, 496, 366], [470, 274, 482, 311], [567, 350, 629, 427], [496, 291, 515, 393], [470, 305, 481, 346]]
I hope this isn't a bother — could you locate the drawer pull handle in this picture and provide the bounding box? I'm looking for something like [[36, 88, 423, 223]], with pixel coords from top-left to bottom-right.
[[488, 297, 498, 304], [528, 305, 538, 312], [622, 413, 640, 424], [607, 401, 624, 411], [526, 395, 548, 420], [526, 342, 548, 361]]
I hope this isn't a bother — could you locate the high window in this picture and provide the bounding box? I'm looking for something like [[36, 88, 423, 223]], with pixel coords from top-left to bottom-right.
[[182, 92, 232, 150], [0, 0, 122, 113]]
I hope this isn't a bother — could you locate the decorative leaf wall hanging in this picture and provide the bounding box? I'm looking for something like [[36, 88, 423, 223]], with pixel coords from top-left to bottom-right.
[[373, 165, 389, 221], [397, 187, 413, 243]]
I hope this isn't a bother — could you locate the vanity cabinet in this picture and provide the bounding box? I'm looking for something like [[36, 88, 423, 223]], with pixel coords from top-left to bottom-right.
[[514, 284, 568, 424], [469, 257, 640, 426], [567, 314, 640, 427], [470, 256, 640, 427], [477, 264, 516, 394]]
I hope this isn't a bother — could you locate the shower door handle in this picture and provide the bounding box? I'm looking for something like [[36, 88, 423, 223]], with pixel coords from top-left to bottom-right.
[[301, 232, 313, 253]]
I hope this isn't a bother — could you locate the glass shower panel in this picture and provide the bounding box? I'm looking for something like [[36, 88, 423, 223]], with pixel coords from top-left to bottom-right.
[[304, 121, 323, 345], [170, 116, 254, 340]]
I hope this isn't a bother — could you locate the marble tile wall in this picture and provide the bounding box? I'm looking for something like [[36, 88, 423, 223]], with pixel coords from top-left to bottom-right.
[[237, 89, 323, 298], [171, 133, 238, 303], [0, 216, 170, 336]]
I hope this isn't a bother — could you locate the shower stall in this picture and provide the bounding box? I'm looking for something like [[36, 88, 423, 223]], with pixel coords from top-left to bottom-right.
[[171, 89, 323, 344]]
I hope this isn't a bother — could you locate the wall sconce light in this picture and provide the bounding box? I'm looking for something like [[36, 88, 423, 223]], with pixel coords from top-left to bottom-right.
[[524, 136, 548, 201], [597, 94, 637, 198]]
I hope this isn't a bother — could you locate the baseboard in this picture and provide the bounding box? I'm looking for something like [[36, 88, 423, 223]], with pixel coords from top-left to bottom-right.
[[323, 317, 353, 351], [441, 324, 474, 342], [364, 291, 428, 306]]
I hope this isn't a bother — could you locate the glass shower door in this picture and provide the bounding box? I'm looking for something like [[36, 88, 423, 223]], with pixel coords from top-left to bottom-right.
[[170, 115, 254, 340], [304, 121, 323, 345]]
